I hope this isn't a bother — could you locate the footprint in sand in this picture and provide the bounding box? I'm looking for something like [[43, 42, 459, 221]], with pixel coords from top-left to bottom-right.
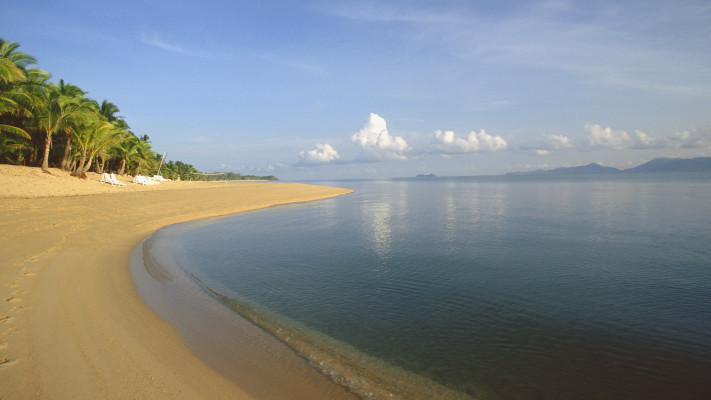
[[21, 272, 36, 277], [3, 297, 22, 304], [0, 315, 13, 324], [0, 356, 18, 367], [5, 283, 18, 288]]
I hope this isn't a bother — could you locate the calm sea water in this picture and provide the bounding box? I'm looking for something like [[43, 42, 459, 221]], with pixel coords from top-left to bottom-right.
[[150, 174, 711, 399]]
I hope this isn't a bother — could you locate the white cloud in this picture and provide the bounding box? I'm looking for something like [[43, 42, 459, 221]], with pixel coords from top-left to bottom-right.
[[299, 143, 340, 164], [668, 127, 711, 149], [586, 124, 664, 150], [432, 129, 507, 154], [585, 124, 631, 149], [631, 129, 660, 149], [540, 134, 574, 152], [352, 113, 410, 161]]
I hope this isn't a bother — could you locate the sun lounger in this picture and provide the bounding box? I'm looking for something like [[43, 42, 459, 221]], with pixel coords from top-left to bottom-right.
[[133, 175, 148, 185], [110, 173, 126, 186], [153, 175, 169, 181], [133, 175, 158, 185], [100, 173, 125, 187], [100, 173, 113, 185]]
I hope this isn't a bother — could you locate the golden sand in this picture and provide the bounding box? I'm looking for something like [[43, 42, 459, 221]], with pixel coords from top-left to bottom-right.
[[0, 165, 355, 399]]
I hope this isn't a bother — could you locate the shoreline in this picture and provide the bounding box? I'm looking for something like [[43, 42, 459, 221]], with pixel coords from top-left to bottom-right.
[[0, 166, 353, 399], [131, 223, 360, 400]]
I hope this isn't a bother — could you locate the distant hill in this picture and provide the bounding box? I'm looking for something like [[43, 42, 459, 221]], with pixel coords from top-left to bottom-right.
[[508, 157, 711, 176], [625, 157, 711, 173], [508, 162, 620, 176]]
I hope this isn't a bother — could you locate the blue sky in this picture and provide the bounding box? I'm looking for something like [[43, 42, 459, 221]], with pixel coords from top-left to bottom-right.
[[5, 0, 711, 179]]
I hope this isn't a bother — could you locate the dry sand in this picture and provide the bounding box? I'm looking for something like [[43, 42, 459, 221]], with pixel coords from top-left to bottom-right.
[[0, 165, 356, 399]]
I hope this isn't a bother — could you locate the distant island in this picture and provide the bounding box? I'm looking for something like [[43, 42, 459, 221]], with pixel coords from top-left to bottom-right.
[[506, 157, 711, 176], [415, 174, 438, 179]]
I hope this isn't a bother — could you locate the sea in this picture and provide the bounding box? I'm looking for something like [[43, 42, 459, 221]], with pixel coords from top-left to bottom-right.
[[137, 173, 711, 400]]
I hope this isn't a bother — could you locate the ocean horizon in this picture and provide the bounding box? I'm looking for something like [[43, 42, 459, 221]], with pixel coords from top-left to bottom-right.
[[135, 173, 711, 399]]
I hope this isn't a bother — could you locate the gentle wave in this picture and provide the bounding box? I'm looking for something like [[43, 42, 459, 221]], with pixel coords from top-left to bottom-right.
[[191, 274, 473, 400]]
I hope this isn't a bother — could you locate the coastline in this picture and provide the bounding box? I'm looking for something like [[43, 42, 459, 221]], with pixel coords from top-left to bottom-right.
[[0, 166, 353, 399]]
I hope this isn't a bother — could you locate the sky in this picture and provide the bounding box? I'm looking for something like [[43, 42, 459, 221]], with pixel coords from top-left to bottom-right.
[[5, 0, 711, 179]]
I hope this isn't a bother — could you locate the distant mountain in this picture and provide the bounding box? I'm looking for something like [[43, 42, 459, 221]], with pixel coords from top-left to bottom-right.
[[415, 173, 437, 179], [508, 163, 620, 176], [552, 163, 620, 174], [625, 157, 711, 173], [507, 157, 711, 176]]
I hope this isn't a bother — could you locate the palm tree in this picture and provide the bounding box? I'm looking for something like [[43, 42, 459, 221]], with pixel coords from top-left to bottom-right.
[[0, 38, 36, 85], [0, 39, 38, 143], [98, 99, 123, 122], [35, 82, 91, 172], [56, 80, 88, 170], [0, 134, 31, 164], [1, 38, 207, 180], [113, 134, 140, 175], [128, 137, 156, 176]]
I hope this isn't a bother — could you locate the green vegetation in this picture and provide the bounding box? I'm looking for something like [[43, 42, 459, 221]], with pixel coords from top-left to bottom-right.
[[199, 172, 278, 181], [0, 38, 274, 181]]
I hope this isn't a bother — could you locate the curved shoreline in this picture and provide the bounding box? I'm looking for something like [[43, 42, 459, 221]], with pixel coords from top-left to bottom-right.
[[132, 221, 360, 400], [0, 176, 353, 399]]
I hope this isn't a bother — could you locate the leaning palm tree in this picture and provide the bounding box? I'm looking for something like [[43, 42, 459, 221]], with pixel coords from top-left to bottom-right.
[[55, 80, 87, 170], [0, 38, 36, 85], [112, 133, 140, 175], [97, 99, 123, 123], [34, 82, 91, 172], [72, 118, 125, 178], [95, 122, 129, 174], [128, 137, 156, 176], [0, 39, 39, 142]]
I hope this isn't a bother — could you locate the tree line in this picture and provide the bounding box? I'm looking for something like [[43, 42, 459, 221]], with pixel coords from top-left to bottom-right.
[[200, 172, 278, 181], [0, 38, 266, 182]]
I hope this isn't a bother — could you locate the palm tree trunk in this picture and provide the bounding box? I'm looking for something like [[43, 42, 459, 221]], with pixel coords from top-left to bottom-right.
[[118, 159, 126, 175], [72, 150, 88, 176], [41, 135, 51, 173], [60, 134, 72, 170]]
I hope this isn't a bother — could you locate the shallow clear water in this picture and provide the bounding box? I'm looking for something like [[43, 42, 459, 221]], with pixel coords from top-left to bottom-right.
[[153, 174, 711, 399]]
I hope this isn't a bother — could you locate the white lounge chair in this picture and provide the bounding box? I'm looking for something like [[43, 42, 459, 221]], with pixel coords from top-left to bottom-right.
[[100, 173, 113, 185], [133, 175, 158, 185], [110, 173, 126, 186]]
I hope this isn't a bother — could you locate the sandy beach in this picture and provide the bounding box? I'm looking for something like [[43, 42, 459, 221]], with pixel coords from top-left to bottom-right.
[[0, 165, 355, 399]]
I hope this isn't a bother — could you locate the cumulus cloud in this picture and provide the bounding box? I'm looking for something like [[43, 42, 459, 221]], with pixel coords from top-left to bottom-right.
[[299, 143, 340, 164], [351, 113, 410, 161], [531, 134, 574, 156], [668, 127, 711, 149], [586, 123, 663, 150], [585, 124, 631, 149], [432, 129, 508, 154], [545, 134, 573, 150], [631, 130, 658, 149]]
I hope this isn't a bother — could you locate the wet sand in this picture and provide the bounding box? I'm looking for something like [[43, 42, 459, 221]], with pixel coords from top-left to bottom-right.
[[0, 165, 355, 399]]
